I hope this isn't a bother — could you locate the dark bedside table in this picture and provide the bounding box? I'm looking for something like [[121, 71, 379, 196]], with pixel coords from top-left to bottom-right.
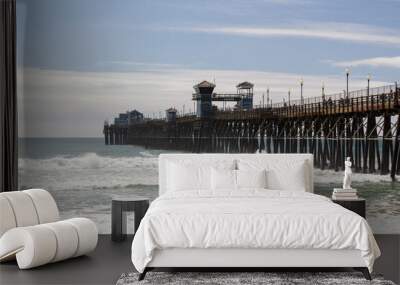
[[111, 196, 150, 242], [332, 198, 366, 218]]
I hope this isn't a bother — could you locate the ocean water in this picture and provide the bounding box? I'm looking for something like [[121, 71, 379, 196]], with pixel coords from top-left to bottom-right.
[[18, 138, 400, 234]]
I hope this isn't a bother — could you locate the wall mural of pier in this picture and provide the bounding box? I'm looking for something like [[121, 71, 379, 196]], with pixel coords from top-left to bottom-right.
[[16, 0, 400, 236], [104, 80, 400, 179]]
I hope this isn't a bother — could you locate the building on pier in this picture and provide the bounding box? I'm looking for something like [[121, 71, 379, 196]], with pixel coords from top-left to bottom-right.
[[193, 81, 216, 118], [128, 110, 144, 124], [166, 108, 177, 122], [114, 110, 144, 126], [114, 113, 128, 125], [236, 81, 254, 110], [192, 80, 254, 118]]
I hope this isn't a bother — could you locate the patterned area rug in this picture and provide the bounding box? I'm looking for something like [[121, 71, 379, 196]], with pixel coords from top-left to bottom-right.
[[116, 272, 396, 285]]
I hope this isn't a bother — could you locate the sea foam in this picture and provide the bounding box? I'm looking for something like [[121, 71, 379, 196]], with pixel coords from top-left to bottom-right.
[[19, 151, 394, 192], [313, 168, 394, 184], [18, 152, 159, 191]]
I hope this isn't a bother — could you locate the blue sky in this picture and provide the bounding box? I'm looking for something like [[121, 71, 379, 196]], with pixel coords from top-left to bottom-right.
[[16, 0, 400, 137]]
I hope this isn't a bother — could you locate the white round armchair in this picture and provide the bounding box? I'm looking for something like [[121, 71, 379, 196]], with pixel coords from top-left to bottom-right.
[[0, 189, 98, 269]]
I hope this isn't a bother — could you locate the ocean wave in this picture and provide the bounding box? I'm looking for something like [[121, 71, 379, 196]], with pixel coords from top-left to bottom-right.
[[91, 183, 158, 190], [139, 151, 157, 158], [19, 152, 158, 171], [18, 152, 159, 191], [18, 152, 395, 191], [313, 168, 394, 184]]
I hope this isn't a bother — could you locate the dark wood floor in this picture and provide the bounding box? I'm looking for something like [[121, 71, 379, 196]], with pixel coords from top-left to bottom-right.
[[1, 234, 399, 285]]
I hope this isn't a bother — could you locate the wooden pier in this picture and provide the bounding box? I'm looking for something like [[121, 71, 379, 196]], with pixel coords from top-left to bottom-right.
[[104, 82, 400, 179]]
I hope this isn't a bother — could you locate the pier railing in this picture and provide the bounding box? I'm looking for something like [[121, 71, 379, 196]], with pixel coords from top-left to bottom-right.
[[257, 83, 398, 109], [129, 83, 399, 122], [172, 82, 399, 120], [211, 83, 398, 120]]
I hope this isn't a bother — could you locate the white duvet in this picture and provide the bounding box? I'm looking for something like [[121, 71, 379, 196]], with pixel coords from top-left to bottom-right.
[[131, 190, 380, 273]]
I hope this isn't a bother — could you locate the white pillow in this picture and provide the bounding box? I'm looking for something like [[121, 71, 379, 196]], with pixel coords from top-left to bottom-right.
[[236, 169, 267, 189], [167, 160, 236, 192], [238, 159, 306, 191], [266, 161, 306, 191], [210, 168, 236, 191], [167, 162, 207, 191]]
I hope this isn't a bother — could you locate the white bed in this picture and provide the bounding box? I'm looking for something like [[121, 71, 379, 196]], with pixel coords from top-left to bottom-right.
[[131, 154, 380, 280]]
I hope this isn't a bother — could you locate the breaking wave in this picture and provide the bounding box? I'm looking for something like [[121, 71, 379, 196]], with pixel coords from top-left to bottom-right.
[[19, 152, 158, 170], [18, 151, 394, 192], [18, 152, 159, 191], [313, 168, 394, 184]]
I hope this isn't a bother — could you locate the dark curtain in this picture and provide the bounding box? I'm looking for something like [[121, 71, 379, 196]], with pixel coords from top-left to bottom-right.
[[0, 0, 18, 192]]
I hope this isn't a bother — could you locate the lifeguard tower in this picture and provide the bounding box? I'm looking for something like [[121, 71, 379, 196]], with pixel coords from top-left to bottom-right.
[[192, 81, 254, 118]]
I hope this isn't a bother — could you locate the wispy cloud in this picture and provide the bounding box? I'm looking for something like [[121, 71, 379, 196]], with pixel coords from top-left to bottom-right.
[[247, 0, 313, 5], [156, 0, 312, 17], [326, 56, 400, 69], [165, 22, 400, 46], [106, 61, 182, 68]]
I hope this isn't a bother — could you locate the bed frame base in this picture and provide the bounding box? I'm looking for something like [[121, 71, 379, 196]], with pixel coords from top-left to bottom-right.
[[138, 248, 371, 281], [354, 267, 372, 280], [138, 268, 149, 281], [138, 267, 372, 281]]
